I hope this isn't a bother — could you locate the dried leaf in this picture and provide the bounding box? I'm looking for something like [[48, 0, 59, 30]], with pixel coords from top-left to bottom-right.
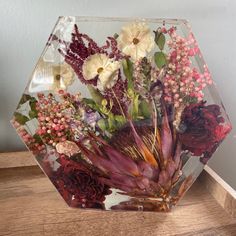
[[154, 52, 167, 69], [14, 112, 29, 125], [154, 32, 166, 50]]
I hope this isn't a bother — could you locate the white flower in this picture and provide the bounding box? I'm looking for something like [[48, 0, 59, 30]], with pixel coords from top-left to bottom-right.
[[82, 53, 120, 90], [28, 60, 75, 93], [51, 64, 75, 92], [117, 22, 154, 61]]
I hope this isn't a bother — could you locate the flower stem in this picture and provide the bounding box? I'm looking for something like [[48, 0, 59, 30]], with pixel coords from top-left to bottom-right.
[[151, 98, 158, 152], [111, 88, 126, 119]]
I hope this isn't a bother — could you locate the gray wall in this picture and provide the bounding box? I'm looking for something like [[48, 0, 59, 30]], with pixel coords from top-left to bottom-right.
[[0, 0, 235, 189]]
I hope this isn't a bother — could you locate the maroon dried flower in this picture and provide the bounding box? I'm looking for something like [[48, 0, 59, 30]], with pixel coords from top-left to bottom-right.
[[51, 158, 111, 209], [179, 101, 231, 163]]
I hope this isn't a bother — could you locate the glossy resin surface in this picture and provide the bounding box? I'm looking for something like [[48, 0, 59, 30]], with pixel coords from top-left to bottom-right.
[[11, 17, 231, 211]]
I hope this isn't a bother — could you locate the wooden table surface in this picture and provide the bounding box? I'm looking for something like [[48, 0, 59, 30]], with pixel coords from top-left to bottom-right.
[[0, 152, 236, 236]]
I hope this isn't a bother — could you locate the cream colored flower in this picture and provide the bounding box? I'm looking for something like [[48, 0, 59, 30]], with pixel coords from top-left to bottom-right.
[[28, 60, 75, 93], [82, 53, 120, 90], [56, 141, 80, 157], [51, 64, 75, 92], [117, 22, 154, 61]]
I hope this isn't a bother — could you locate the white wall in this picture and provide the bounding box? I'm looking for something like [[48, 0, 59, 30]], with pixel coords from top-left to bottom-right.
[[0, 0, 235, 188]]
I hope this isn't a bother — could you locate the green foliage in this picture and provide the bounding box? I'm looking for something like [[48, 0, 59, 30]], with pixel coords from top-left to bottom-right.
[[122, 58, 133, 89], [183, 95, 198, 104], [87, 85, 103, 105], [154, 31, 166, 50], [139, 100, 151, 118], [154, 52, 168, 69], [17, 94, 32, 108], [14, 112, 29, 125], [113, 33, 119, 39], [97, 114, 126, 132], [127, 88, 140, 119], [97, 119, 108, 131], [154, 30, 167, 70], [33, 134, 43, 143], [16, 94, 38, 121], [29, 98, 38, 119], [83, 98, 100, 112]]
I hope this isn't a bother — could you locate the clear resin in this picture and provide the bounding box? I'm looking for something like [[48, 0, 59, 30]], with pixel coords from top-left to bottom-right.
[[11, 17, 232, 212]]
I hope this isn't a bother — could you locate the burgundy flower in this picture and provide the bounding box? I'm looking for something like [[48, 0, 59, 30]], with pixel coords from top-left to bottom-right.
[[51, 158, 111, 209], [179, 101, 231, 163]]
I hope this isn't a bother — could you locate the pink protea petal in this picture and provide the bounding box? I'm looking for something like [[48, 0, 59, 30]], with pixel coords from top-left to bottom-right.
[[103, 145, 140, 177], [77, 142, 121, 174], [135, 177, 150, 190], [173, 141, 182, 169], [161, 103, 173, 161], [100, 173, 137, 190], [138, 161, 159, 180], [166, 160, 176, 179], [158, 170, 171, 188]]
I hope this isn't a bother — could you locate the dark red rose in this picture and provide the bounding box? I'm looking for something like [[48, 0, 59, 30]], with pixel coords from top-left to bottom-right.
[[51, 158, 111, 209], [179, 102, 231, 163]]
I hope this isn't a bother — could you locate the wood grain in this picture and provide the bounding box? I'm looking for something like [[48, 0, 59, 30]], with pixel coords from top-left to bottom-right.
[[0, 151, 36, 168], [0, 152, 236, 235], [200, 166, 236, 218]]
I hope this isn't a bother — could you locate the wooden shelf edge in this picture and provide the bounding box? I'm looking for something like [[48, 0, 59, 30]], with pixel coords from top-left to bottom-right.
[[200, 165, 236, 218], [0, 151, 36, 168]]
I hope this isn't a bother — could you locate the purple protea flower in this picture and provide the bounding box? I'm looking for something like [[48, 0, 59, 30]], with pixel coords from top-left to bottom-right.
[[77, 102, 183, 202]]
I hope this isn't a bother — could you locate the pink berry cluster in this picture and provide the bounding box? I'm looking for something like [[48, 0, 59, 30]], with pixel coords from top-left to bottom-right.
[[35, 91, 84, 147], [163, 27, 213, 107], [12, 120, 45, 154]]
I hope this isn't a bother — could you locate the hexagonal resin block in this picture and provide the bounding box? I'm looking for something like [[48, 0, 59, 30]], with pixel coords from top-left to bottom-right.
[[11, 17, 232, 212]]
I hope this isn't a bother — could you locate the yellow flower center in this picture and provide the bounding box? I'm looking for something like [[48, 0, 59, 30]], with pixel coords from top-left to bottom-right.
[[132, 38, 140, 45], [97, 67, 104, 74], [55, 74, 61, 81]]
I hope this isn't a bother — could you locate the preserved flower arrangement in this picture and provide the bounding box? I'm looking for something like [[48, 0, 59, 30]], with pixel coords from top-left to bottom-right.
[[11, 17, 232, 212]]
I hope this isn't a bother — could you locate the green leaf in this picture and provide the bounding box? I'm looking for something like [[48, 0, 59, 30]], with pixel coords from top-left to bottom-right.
[[29, 99, 37, 109], [14, 112, 29, 125], [29, 99, 38, 118], [83, 98, 100, 111], [97, 119, 108, 131], [108, 114, 116, 131], [113, 33, 119, 39], [122, 58, 133, 89], [114, 115, 126, 128], [183, 96, 198, 104], [154, 52, 168, 69], [28, 110, 37, 119], [133, 94, 139, 118], [17, 94, 33, 109], [87, 85, 103, 105], [139, 100, 151, 118], [154, 32, 166, 50], [33, 134, 43, 143], [20, 94, 32, 103]]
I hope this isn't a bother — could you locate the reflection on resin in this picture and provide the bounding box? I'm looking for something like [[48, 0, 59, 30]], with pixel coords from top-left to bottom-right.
[[11, 18, 231, 212]]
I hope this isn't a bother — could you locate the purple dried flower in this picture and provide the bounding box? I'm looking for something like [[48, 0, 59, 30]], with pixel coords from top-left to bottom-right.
[[77, 102, 183, 198]]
